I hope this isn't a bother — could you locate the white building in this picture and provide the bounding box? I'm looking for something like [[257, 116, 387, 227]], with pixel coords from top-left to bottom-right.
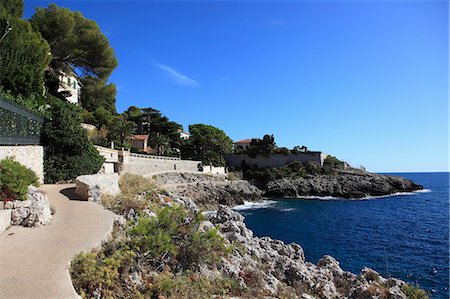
[[180, 131, 190, 140], [58, 70, 81, 105]]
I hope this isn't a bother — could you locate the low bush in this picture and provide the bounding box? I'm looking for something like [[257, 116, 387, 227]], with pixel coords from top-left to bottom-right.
[[101, 174, 161, 214], [71, 205, 232, 298], [401, 284, 428, 299], [0, 157, 39, 201]]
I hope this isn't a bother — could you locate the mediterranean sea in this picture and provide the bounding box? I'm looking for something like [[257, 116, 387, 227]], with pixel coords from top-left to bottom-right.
[[238, 172, 449, 298]]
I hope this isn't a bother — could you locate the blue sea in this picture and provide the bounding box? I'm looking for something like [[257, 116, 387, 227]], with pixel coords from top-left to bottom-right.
[[237, 172, 449, 298]]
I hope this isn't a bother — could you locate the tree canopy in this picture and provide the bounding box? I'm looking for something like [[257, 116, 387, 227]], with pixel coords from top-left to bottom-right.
[[30, 4, 118, 80], [0, 0, 23, 18], [79, 76, 117, 114], [181, 124, 233, 166], [0, 16, 51, 96]]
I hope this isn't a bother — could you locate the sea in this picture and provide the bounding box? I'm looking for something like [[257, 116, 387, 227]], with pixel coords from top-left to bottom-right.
[[235, 172, 449, 298]]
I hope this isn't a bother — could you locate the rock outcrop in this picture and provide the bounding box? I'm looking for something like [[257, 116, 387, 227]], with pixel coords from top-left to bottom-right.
[[8, 186, 52, 227], [264, 172, 423, 199], [167, 180, 262, 210], [75, 173, 120, 203], [206, 205, 409, 298]]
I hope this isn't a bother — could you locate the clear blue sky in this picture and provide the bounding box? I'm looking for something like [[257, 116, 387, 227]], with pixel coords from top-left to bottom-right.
[[25, 0, 448, 172]]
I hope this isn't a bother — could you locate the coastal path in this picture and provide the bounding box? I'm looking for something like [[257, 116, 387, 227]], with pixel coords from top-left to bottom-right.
[[0, 184, 115, 299]]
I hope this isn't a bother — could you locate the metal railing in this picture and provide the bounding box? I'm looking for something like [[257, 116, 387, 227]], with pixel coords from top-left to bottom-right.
[[130, 152, 181, 161], [0, 96, 44, 145]]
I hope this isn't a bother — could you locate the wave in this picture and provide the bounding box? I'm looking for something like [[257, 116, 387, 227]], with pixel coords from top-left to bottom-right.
[[294, 189, 432, 201], [279, 208, 296, 212], [232, 200, 277, 211]]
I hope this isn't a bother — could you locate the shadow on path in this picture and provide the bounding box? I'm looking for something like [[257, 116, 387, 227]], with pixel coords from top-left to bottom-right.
[[60, 187, 85, 201]]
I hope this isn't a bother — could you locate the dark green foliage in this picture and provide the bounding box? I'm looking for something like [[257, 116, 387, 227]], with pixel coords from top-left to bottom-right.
[[41, 99, 104, 183], [181, 124, 233, 166], [79, 76, 117, 114], [107, 115, 136, 145], [0, 87, 50, 117], [322, 155, 345, 174], [0, 157, 38, 201], [245, 162, 307, 182], [273, 147, 290, 155], [150, 133, 172, 156], [247, 134, 276, 158], [0, 0, 23, 18], [30, 4, 118, 80], [305, 161, 320, 175], [122, 106, 182, 155], [0, 17, 51, 96]]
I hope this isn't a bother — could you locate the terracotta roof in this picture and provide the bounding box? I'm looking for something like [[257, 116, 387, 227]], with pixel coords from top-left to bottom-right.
[[234, 139, 253, 144], [132, 134, 148, 140]]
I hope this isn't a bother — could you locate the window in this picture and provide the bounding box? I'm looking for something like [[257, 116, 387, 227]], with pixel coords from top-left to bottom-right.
[[73, 81, 77, 89], [68, 77, 71, 85]]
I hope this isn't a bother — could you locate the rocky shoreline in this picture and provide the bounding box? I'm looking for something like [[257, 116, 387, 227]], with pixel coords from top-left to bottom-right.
[[261, 171, 423, 199], [155, 173, 263, 210], [71, 172, 427, 298]]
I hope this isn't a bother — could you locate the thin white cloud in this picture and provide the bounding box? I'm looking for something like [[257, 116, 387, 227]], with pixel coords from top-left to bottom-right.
[[218, 76, 231, 82], [268, 18, 284, 27], [155, 63, 199, 87]]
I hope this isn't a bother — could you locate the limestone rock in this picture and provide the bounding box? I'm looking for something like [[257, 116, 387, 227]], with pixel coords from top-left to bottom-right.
[[265, 172, 423, 199], [10, 187, 52, 227], [75, 173, 120, 203]]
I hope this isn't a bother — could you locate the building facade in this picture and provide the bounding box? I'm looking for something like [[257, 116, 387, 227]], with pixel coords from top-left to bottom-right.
[[57, 70, 81, 105]]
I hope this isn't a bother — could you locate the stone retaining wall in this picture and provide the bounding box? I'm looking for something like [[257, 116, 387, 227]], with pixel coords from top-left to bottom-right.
[[120, 152, 201, 175], [0, 145, 44, 183], [225, 152, 328, 169]]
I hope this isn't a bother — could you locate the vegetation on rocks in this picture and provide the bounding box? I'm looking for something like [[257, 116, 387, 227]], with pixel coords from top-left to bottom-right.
[[71, 205, 232, 298], [0, 157, 38, 201], [101, 174, 162, 214]]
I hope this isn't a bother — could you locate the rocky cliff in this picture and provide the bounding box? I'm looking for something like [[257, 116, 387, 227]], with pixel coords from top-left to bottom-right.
[[71, 173, 426, 298], [263, 171, 423, 199], [208, 205, 411, 298], [154, 173, 263, 210]]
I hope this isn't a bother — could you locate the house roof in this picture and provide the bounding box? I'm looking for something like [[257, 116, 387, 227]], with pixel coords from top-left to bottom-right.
[[234, 139, 253, 144], [131, 134, 148, 140]]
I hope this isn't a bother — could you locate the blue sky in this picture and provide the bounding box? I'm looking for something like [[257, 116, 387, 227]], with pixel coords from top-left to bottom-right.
[[25, 0, 448, 172]]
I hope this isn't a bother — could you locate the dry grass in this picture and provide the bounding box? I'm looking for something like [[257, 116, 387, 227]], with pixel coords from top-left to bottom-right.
[[101, 174, 162, 214]]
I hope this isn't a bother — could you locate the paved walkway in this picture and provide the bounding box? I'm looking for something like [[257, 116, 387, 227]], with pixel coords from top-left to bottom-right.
[[0, 184, 115, 299]]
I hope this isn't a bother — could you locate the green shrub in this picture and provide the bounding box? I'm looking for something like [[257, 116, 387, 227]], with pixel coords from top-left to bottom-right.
[[41, 99, 104, 183], [101, 174, 160, 214], [70, 249, 137, 299], [402, 284, 428, 299], [0, 157, 39, 201], [128, 206, 228, 271], [305, 161, 320, 175], [71, 205, 232, 298], [322, 155, 345, 174]]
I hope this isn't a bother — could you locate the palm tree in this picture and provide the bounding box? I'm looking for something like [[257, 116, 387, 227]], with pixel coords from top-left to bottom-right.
[[150, 133, 171, 156], [108, 116, 135, 145]]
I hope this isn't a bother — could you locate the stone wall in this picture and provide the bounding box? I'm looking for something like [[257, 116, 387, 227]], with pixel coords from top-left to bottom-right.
[[225, 152, 328, 169], [202, 165, 226, 175], [120, 152, 201, 176], [0, 145, 44, 183]]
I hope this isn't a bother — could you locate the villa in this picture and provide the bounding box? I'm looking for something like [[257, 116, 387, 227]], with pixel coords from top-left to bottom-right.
[[233, 139, 254, 152], [57, 69, 82, 105], [129, 134, 151, 153]]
